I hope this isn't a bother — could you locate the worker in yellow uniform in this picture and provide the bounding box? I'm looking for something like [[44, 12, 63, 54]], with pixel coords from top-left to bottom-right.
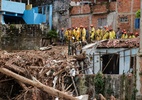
[[65, 28, 69, 41], [81, 26, 86, 41], [128, 32, 135, 38], [74, 27, 80, 41], [96, 26, 103, 41], [65, 28, 72, 41], [102, 28, 109, 40], [71, 26, 76, 42], [109, 28, 116, 39], [121, 31, 128, 39], [89, 24, 95, 41]]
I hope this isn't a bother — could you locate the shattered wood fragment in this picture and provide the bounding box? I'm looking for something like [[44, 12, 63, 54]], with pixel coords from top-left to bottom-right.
[[0, 68, 79, 100], [17, 81, 28, 90], [5, 62, 26, 74]]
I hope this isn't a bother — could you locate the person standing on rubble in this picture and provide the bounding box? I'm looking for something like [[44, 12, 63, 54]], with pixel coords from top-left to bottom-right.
[[129, 32, 136, 38], [121, 29, 128, 39], [90, 24, 95, 41], [135, 32, 139, 37], [85, 26, 90, 43], [102, 28, 109, 40], [71, 26, 76, 42], [116, 27, 122, 39], [58, 28, 65, 45], [109, 28, 116, 39], [96, 26, 103, 41], [82, 26, 86, 42]]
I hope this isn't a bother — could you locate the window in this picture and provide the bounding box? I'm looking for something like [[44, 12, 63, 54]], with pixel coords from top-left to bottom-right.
[[102, 54, 119, 74], [119, 17, 128, 23], [97, 18, 107, 28]]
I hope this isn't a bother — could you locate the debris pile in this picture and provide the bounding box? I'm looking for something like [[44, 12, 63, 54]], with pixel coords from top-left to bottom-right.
[[0, 46, 86, 100], [98, 37, 139, 48]]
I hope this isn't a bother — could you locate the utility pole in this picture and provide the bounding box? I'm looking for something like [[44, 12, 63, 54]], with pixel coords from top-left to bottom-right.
[[27, 0, 29, 5], [140, 0, 142, 51], [137, 0, 142, 99]]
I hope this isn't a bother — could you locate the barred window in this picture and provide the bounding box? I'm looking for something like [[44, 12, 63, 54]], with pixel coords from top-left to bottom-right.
[[97, 18, 107, 28], [119, 17, 128, 23]]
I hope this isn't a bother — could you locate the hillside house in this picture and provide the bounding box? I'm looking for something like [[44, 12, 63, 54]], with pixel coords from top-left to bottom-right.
[[69, 0, 140, 32], [83, 38, 139, 75]]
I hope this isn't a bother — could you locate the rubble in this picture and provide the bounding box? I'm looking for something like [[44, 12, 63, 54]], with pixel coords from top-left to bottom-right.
[[0, 38, 139, 100], [0, 46, 83, 100], [97, 37, 140, 48]]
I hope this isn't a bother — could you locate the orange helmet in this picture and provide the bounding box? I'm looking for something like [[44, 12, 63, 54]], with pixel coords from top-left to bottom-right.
[[124, 31, 127, 34], [61, 28, 64, 30], [90, 24, 94, 27], [135, 32, 139, 36], [80, 25, 83, 28], [123, 29, 126, 32], [130, 32, 133, 35]]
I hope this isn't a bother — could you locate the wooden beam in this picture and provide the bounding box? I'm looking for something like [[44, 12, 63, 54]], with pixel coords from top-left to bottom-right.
[[0, 68, 78, 100]]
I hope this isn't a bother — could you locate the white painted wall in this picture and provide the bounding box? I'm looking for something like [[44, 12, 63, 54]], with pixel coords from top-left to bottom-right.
[[85, 48, 138, 74]]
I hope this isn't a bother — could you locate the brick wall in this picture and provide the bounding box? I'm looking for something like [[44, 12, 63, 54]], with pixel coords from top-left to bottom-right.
[[117, 0, 131, 13], [133, 0, 140, 12], [93, 4, 108, 13], [70, 5, 90, 15], [92, 14, 107, 28], [71, 16, 90, 28], [70, 0, 140, 32]]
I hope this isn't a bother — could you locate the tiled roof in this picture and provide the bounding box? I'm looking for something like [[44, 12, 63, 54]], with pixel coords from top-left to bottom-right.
[[97, 37, 140, 48]]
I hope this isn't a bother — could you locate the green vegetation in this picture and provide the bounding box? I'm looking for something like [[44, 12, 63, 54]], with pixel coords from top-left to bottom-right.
[[44, 30, 58, 44], [136, 10, 140, 18], [94, 72, 105, 95]]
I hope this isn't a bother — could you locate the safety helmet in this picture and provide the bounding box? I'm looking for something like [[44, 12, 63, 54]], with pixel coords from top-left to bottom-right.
[[90, 24, 94, 27]]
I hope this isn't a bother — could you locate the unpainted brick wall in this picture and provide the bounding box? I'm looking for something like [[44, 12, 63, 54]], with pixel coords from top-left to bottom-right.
[[71, 16, 90, 28], [70, 0, 140, 32]]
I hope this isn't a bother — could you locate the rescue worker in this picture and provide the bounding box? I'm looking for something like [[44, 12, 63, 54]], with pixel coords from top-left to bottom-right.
[[129, 32, 135, 38], [58, 28, 65, 45], [102, 28, 109, 40], [65, 28, 72, 41], [96, 26, 103, 41], [109, 28, 116, 39], [71, 26, 76, 42], [135, 32, 139, 37], [85, 26, 90, 43], [116, 27, 122, 39], [89, 24, 95, 41], [121, 30, 128, 39], [74, 27, 80, 41], [82, 26, 86, 41]]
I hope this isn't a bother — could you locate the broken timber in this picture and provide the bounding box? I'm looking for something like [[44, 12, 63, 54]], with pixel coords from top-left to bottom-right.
[[0, 68, 79, 100]]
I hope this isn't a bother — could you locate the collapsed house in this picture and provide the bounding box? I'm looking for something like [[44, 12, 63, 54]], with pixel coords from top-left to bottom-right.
[[0, 37, 140, 100]]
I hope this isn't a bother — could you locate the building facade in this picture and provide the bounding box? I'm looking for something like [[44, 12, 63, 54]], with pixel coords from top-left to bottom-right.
[[69, 0, 140, 32]]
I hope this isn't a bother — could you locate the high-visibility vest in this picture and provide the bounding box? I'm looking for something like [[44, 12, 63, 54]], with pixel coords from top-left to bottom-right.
[[109, 31, 116, 39], [90, 27, 95, 40], [102, 32, 109, 40]]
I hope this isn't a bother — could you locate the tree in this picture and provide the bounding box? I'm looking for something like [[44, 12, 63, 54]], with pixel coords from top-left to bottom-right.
[[46, 30, 57, 44]]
